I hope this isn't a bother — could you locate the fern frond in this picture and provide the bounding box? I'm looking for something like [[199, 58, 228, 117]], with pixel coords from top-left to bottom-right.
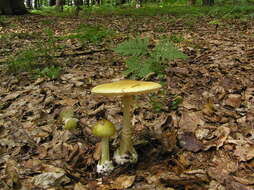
[[114, 38, 149, 56], [152, 40, 188, 62]]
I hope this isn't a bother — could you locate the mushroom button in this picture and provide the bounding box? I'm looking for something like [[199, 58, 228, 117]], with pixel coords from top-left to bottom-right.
[[91, 80, 161, 165], [60, 108, 78, 130]]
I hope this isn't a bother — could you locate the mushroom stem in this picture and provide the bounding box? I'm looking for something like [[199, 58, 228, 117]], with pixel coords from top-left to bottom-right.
[[100, 137, 110, 164], [114, 95, 137, 164], [119, 95, 133, 154]]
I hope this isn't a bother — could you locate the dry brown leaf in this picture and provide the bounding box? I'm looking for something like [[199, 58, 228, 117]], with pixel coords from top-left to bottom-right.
[[110, 175, 135, 189], [74, 182, 89, 190], [234, 144, 254, 162], [178, 132, 203, 152], [178, 111, 204, 133], [224, 94, 242, 108]]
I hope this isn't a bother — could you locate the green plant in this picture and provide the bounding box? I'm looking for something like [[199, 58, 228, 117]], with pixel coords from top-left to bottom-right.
[[67, 24, 113, 44], [169, 33, 185, 43], [8, 48, 40, 73], [0, 16, 9, 25], [36, 65, 61, 80], [114, 37, 187, 79], [170, 95, 183, 110], [7, 28, 62, 79], [208, 19, 221, 25]]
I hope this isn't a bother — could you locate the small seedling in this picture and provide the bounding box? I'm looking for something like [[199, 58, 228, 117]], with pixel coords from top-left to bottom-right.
[[170, 96, 183, 110]]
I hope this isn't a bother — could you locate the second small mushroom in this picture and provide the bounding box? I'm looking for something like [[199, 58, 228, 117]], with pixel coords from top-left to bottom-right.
[[92, 119, 116, 174], [60, 108, 78, 130], [92, 80, 161, 164]]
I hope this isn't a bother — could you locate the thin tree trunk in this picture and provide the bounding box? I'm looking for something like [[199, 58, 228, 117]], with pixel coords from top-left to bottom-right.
[[25, 0, 32, 8], [202, 0, 214, 5], [74, 0, 82, 16], [188, 0, 196, 5], [56, 0, 64, 11], [0, 0, 27, 15], [49, 0, 56, 6]]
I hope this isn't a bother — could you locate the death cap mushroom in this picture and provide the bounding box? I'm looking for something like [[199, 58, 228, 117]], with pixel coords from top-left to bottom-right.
[[91, 80, 162, 96]]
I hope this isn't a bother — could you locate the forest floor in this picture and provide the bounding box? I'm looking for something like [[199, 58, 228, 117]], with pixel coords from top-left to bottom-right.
[[0, 10, 254, 190]]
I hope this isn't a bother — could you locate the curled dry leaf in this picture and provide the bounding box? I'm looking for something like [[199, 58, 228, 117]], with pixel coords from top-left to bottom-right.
[[224, 94, 242, 108], [208, 180, 225, 190], [203, 126, 230, 151], [208, 151, 238, 183], [178, 111, 204, 133], [32, 172, 70, 189], [110, 175, 136, 189], [74, 182, 89, 190], [234, 144, 254, 162], [178, 132, 203, 152]]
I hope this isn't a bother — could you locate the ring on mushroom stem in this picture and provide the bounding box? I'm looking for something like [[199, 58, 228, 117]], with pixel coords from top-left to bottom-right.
[[91, 80, 161, 165], [92, 119, 116, 174]]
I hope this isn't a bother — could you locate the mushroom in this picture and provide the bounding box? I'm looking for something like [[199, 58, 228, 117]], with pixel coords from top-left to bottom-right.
[[91, 80, 161, 164], [92, 119, 116, 174], [60, 108, 78, 130]]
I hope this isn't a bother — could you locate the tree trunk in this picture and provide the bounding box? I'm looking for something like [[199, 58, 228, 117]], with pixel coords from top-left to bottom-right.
[[74, 0, 82, 16], [56, 0, 64, 11], [188, 0, 196, 5], [0, 0, 27, 15], [202, 0, 214, 5], [25, 0, 32, 8], [116, 0, 127, 5], [31, 0, 38, 9], [49, 0, 56, 6]]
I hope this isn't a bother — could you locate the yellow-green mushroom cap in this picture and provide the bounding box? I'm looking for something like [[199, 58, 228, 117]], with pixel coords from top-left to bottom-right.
[[92, 120, 116, 137], [64, 118, 78, 130], [60, 108, 74, 120], [91, 80, 161, 96]]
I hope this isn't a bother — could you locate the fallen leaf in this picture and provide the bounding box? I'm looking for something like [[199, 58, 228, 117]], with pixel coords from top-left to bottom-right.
[[110, 175, 135, 189], [178, 132, 203, 152]]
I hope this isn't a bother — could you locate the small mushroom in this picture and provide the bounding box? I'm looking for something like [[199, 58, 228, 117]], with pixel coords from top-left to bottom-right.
[[92, 119, 116, 174], [60, 108, 78, 130], [91, 80, 161, 164]]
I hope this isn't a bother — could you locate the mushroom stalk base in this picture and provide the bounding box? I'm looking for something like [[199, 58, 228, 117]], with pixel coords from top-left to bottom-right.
[[97, 137, 114, 174], [97, 161, 114, 174], [114, 95, 138, 164]]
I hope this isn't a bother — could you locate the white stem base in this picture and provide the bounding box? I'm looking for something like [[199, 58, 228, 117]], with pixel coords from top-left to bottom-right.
[[113, 149, 138, 165], [96, 161, 114, 174]]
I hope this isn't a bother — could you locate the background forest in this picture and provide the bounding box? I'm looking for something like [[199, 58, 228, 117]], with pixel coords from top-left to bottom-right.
[[0, 0, 254, 189]]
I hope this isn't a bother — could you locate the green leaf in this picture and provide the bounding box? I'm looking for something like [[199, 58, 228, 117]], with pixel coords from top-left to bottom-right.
[[114, 38, 149, 56], [152, 40, 188, 61]]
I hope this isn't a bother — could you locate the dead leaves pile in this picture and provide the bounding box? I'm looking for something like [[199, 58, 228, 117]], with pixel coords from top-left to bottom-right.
[[0, 14, 254, 189]]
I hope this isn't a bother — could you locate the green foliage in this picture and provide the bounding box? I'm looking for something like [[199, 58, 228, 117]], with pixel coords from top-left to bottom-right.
[[0, 16, 9, 26], [67, 24, 113, 44], [169, 33, 185, 43], [170, 96, 183, 110], [35, 66, 61, 80], [114, 38, 149, 56], [150, 95, 166, 112], [114, 37, 187, 79], [8, 48, 40, 73], [152, 39, 187, 62], [32, 6, 78, 17], [81, 4, 254, 20], [208, 19, 222, 25], [7, 28, 62, 79]]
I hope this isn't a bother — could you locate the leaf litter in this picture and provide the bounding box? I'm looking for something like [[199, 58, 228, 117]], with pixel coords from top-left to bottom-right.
[[0, 14, 254, 189]]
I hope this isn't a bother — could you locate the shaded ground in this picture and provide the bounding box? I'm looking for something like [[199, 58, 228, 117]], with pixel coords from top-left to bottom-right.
[[0, 13, 254, 190]]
